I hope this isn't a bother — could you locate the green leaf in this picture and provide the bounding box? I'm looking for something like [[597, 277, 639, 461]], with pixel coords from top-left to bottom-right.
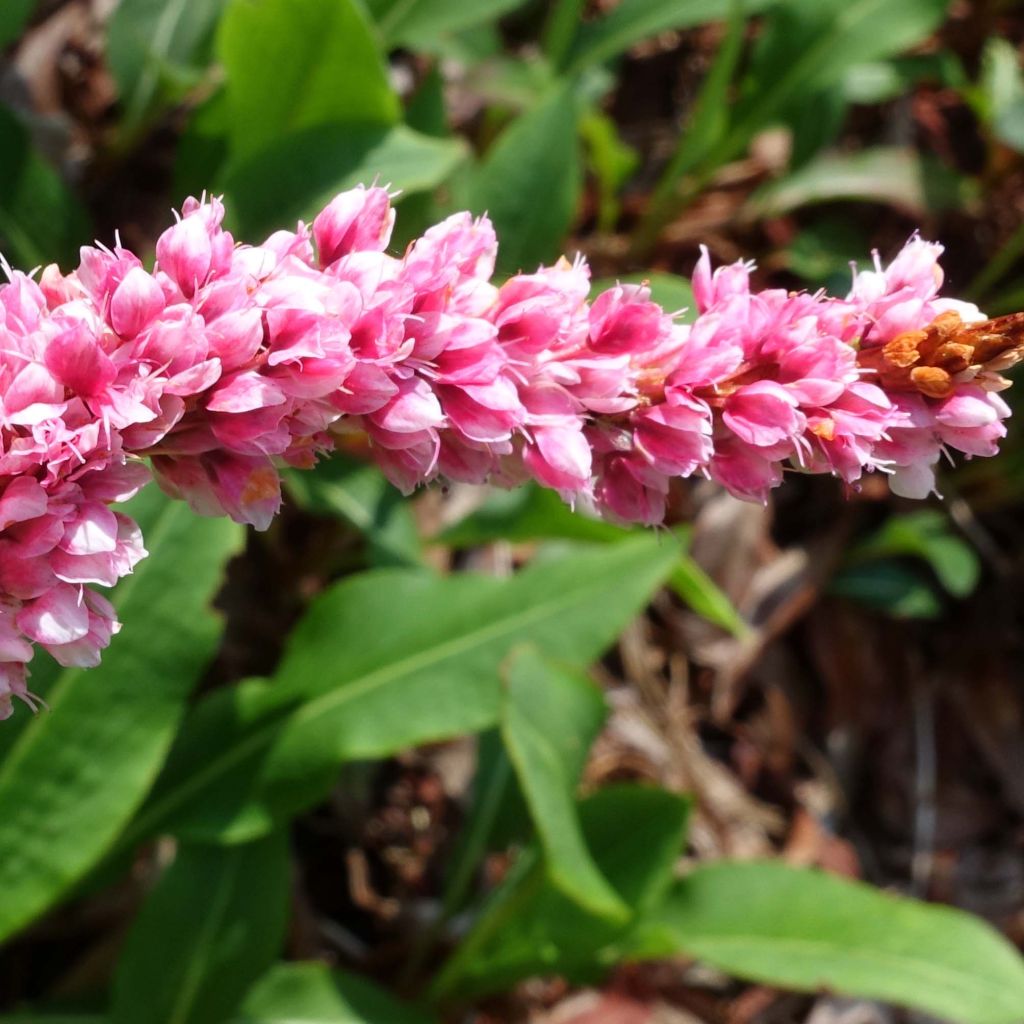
[[285, 455, 421, 568], [579, 111, 638, 232], [467, 87, 581, 274], [373, 0, 530, 50], [980, 38, 1024, 153], [0, 107, 92, 269], [501, 649, 624, 920], [223, 123, 466, 239], [433, 784, 690, 999], [112, 833, 289, 1024], [239, 962, 436, 1023], [748, 147, 969, 219], [829, 561, 942, 619], [107, 0, 224, 139], [0, 489, 241, 942], [727, 0, 948, 156], [436, 483, 632, 547], [0, 0, 35, 48], [0, 1017, 106, 1024], [564, 0, 776, 75], [218, 0, 399, 162], [127, 534, 680, 843], [669, 559, 749, 638], [849, 510, 980, 598], [649, 861, 1024, 1024]]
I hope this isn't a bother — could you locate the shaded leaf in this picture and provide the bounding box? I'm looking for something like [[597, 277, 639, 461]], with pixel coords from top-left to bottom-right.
[[0, 107, 91, 269], [436, 484, 631, 547], [285, 455, 421, 568], [433, 785, 690, 999], [111, 833, 290, 1024], [829, 561, 943, 619], [127, 535, 680, 843], [849, 510, 980, 598]]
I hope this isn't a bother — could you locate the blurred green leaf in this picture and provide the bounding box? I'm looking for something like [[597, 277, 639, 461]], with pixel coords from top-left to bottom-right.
[[174, 87, 231, 199], [285, 455, 421, 568], [646, 861, 1024, 1024], [468, 86, 581, 274], [223, 123, 466, 239], [979, 37, 1024, 152], [714, 0, 947, 170], [848, 510, 980, 598], [0, 489, 241, 942], [127, 535, 679, 843], [669, 559, 749, 638], [829, 561, 942, 619], [564, 0, 776, 75], [239, 962, 436, 1023], [436, 483, 632, 547], [579, 111, 638, 232], [111, 833, 289, 1024], [107, 0, 224, 139], [370, 0, 530, 50], [405, 65, 449, 138], [0, 0, 34, 47], [433, 785, 689, 999], [634, 0, 746, 253], [0, 107, 91, 269], [501, 649, 624, 920], [218, 0, 399, 162], [748, 147, 969, 219]]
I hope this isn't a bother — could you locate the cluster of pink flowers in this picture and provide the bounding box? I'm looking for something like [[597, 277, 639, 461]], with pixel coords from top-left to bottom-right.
[[0, 186, 1017, 716]]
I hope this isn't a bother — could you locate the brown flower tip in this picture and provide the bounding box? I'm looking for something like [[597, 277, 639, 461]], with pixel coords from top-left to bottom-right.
[[858, 310, 1024, 399]]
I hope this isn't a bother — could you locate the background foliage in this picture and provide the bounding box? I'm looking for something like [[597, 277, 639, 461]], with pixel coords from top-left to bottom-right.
[[1, 1, 1024, 1022]]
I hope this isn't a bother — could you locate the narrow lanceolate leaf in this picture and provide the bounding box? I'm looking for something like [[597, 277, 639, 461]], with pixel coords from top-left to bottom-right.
[[468, 87, 581, 274], [747, 147, 968, 219], [723, 0, 948, 159], [563, 0, 777, 74], [238, 962, 437, 1023], [0, 489, 241, 942], [218, 0, 399, 162], [501, 649, 625, 921], [433, 785, 690, 1000], [372, 0, 530, 50], [111, 832, 290, 1024], [650, 861, 1024, 1024], [129, 534, 680, 844]]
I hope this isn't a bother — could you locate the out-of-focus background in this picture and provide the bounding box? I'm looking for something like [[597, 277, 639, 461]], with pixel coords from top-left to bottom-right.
[[1, 1, 1024, 1022]]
